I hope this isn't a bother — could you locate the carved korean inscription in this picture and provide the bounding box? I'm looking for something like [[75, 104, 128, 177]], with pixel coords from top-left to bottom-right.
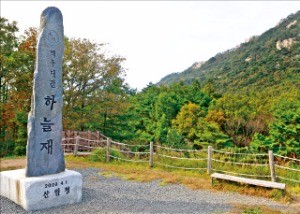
[[43, 180, 70, 199], [26, 7, 65, 177]]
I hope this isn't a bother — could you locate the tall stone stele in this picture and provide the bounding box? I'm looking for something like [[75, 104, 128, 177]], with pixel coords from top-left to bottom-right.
[[26, 6, 65, 177], [0, 7, 82, 211]]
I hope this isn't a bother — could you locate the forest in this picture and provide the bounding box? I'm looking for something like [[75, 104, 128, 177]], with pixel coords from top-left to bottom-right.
[[1, 12, 299, 158]]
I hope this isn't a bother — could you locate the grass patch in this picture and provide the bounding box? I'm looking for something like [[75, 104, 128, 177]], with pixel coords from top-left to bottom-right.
[[211, 179, 291, 203], [66, 155, 212, 189], [88, 148, 106, 162], [231, 204, 282, 214], [1, 155, 26, 160], [0, 156, 26, 171], [98, 171, 115, 178], [289, 185, 300, 196], [242, 207, 262, 214]]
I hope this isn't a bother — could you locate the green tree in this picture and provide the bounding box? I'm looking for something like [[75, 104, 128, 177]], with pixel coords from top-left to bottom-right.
[[0, 18, 19, 153], [195, 118, 232, 149], [0, 19, 36, 156], [128, 83, 161, 143], [166, 128, 183, 147], [10, 27, 37, 155], [62, 38, 128, 135], [172, 103, 203, 141], [212, 93, 271, 147], [252, 99, 300, 157]]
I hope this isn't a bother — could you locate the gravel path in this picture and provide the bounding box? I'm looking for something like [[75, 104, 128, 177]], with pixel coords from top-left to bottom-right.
[[0, 168, 292, 214]]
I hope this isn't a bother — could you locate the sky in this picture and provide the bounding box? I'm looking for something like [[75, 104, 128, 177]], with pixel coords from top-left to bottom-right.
[[2, 1, 300, 91]]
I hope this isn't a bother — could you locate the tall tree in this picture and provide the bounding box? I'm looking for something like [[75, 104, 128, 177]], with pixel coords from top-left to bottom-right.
[[252, 98, 300, 157], [0, 19, 37, 156], [9, 27, 37, 155], [172, 102, 203, 141], [62, 38, 128, 135], [0, 18, 19, 155]]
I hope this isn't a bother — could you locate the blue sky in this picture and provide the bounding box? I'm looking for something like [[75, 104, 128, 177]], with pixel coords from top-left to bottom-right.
[[2, 1, 300, 90]]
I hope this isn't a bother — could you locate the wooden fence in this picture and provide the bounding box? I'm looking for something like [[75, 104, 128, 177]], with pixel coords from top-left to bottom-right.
[[62, 130, 107, 154], [62, 130, 132, 156], [61, 133, 300, 185]]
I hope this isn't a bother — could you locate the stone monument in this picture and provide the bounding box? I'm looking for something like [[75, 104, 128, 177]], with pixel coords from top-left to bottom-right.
[[26, 5, 65, 177], [0, 7, 82, 211]]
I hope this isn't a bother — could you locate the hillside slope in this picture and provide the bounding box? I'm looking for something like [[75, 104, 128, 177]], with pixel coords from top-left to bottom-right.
[[157, 11, 300, 94]]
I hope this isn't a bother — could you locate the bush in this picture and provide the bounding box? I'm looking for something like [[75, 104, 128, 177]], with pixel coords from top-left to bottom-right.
[[0, 141, 15, 157], [13, 145, 26, 156], [88, 148, 106, 162]]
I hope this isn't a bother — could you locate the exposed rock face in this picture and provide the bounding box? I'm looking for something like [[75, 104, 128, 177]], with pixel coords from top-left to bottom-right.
[[276, 38, 295, 50], [26, 7, 65, 177], [245, 56, 252, 62], [286, 20, 297, 29], [192, 61, 204, 69]]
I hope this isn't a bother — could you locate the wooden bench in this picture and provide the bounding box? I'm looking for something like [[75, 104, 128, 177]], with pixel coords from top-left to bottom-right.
[[211, 173, 286, 190]]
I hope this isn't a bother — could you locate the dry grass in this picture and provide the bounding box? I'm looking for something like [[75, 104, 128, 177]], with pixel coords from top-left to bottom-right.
[[65, 156, 297, 204], [211, 179, 291, 202], [0, 156, 26, 171], [66, 156, 212, 189]]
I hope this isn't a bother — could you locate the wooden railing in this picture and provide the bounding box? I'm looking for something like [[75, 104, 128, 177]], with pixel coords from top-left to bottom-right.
[[61, 134, 300, 185], [62, 130, 107, 153]]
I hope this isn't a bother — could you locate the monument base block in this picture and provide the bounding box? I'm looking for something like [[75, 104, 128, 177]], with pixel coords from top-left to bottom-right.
[[0, 169, 82, 211]]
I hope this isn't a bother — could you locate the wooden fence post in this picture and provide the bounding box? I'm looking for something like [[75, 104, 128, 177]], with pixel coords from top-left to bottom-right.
[[96, 131, 100, 146], [74, 131, 77, 149], [87, 130, 91, 152], [106, 138, 110, 162], [207, 146, 212, 174], [149, 141, 154, 168], [74, 136, 79, 156], [66, 130, 70, 152], [268, 150, 276, 182]]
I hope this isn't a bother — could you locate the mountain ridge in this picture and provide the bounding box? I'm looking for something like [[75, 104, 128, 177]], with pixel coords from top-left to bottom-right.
[[157, 11, 300, 94]]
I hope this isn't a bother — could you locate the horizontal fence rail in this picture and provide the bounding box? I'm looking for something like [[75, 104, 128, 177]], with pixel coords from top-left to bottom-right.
[[61, 131, 300, 185], [156, 153, 207, 161], [212, 149, 268, 156], [155, 145, 207, 152], [211, 158, 269, 166]]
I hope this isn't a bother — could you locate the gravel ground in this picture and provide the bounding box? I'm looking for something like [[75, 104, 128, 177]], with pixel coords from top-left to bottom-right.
[[0, 168, 292, 214]]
